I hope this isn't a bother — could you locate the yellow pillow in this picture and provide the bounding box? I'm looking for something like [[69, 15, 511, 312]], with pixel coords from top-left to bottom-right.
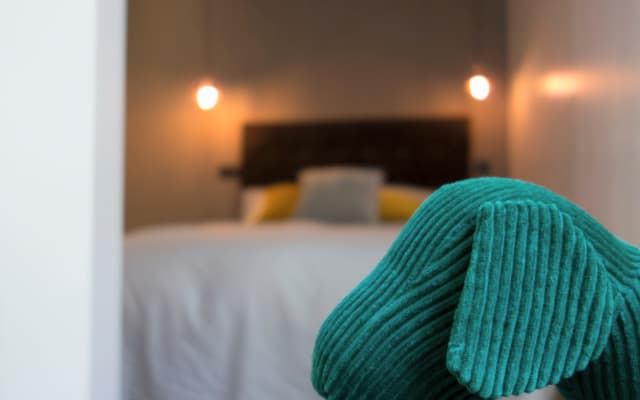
[[254, 183, 424, 222], [379, 187, 423, 221], [255, 183, 300, 221]]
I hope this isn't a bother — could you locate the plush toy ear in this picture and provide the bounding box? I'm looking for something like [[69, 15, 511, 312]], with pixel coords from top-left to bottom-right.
[[446, 200, 619, 398]]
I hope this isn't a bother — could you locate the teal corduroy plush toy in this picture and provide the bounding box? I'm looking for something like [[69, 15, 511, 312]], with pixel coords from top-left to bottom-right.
[[312, 177, 640, 400]]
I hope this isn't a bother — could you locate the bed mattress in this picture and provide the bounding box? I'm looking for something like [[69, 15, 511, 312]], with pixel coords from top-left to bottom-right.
[[124, 221, 403, 400]]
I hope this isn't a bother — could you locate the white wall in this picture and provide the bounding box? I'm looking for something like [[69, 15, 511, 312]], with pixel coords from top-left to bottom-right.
[[508, 0, 640, 244], [0, 0, 126, 399]]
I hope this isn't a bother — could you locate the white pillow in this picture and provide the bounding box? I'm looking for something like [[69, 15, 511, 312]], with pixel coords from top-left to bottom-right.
[[240, 180, 433, 223], [294, 166, 384, 223], [240, 186, 266, 223]]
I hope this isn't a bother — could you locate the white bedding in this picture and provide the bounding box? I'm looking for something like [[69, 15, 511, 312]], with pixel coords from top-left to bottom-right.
[[124, 221, 561, 400], [124, 221, 403, 400]]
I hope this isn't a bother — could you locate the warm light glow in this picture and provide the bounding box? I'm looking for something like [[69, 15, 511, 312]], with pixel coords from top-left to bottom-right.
[[541, 72, 582, 97], [196, 85, 219, 110], [468, 75, 491, 101]]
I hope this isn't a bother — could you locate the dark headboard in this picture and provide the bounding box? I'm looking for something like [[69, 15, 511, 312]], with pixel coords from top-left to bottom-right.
[[241, 118, 469, 187]]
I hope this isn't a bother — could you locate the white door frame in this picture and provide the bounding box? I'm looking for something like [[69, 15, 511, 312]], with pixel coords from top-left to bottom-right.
[[0, 0, 126, 398]]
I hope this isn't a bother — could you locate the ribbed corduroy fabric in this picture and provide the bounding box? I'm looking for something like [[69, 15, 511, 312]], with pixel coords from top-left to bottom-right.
[[311, 177, 640, 400]]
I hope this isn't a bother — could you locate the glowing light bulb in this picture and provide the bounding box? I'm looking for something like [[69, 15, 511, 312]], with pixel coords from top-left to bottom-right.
[[468, 75, 491, 101], [196, 85, 219, 110]]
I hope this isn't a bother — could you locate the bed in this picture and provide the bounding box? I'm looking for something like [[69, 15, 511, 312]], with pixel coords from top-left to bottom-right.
[[123, 118, 470, 400]]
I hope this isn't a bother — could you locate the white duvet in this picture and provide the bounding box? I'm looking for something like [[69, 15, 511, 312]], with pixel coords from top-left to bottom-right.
[[124, 221, 561, 400], [124, 221, 403, 400]]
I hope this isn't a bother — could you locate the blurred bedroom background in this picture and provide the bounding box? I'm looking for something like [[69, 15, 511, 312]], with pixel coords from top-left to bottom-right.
[[124, 0, 507, 230], [122, 0, 639, 399], [124, 0, 640, 238]]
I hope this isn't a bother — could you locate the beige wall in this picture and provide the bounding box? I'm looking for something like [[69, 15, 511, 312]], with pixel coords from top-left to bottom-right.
[[125, 0, 221, 230], [126, 0, 508, 230], [508, 0, 640, 244]]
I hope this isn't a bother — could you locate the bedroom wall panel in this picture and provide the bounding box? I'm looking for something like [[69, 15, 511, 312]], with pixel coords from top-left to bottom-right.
[[508, 0, 640, 244], [0, 0, 125, 398], [126, 0, 508, 229], [507, 1, 579, 200], [125, 0, 228, 230]]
